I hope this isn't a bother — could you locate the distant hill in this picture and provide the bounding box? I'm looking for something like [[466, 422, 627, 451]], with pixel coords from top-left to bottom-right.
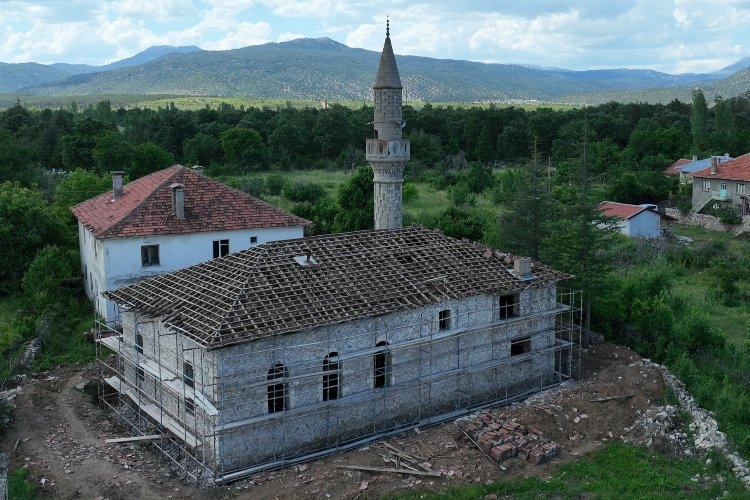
[[2, 39, 750, 104], [0, 45, 202, 93]]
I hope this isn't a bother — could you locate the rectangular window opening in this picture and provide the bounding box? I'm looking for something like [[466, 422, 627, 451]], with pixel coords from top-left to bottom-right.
[[141, 244, 159, 266], [213, 239, 229, 258], [510, 336, 532, 356], [438, 309, 451, 331], [183, 361, 195, 415], [499, 294, 518, 319], [250, 236, 258, 244]]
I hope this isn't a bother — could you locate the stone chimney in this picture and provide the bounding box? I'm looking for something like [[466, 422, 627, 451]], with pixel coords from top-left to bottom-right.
[[192, 165, 205, 176], [710, 156, 718, 175], [692, 154, 697, 162], [514, 257, 531, 277], [170, 183, 185, 219], [111, 171, 124, 200]]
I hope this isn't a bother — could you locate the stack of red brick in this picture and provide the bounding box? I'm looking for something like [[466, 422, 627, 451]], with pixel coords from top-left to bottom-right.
[[456, 412, 560, 465]]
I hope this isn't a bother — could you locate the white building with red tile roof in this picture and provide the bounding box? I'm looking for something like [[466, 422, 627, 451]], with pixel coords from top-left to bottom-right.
[[691, 152, 750, 214], [71, 165, 310, 321], [596, 201, 668, 238]]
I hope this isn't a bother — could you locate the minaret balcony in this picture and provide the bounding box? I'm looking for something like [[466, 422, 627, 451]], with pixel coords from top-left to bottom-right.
[[366, 139, 410, 161]]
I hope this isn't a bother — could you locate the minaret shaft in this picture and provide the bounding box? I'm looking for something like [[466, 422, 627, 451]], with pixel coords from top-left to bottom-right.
[[366, 26, 409, 230]]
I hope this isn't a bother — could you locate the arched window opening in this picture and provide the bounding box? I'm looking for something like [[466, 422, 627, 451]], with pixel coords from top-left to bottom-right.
[[323, 352, 340, 401], [267, 363, 288, 413], [374, 341, 390, 388]]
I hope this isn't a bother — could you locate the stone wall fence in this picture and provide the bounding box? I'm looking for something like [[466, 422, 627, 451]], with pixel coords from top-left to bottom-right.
[[664, 208, 750, 236]]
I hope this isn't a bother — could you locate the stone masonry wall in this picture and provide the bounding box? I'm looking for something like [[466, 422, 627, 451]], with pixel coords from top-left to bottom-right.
[[665, 208, 750, 235]]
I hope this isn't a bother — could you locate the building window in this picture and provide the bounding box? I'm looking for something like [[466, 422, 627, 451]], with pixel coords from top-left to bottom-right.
[[323, 352, 340, 401], [499, 294, 518, 319], [702, 180, 711, 192], [250, 236, 258, 244], [267, 363, 288, 413], [374, 341, 390, 389], [213, 239, 229, 258], [721, 182, 727, 191], [135, 333, 143, 354], [737, 183, 746, 195], [438, 309, 451, 331], [183, 361, 195, 415], [141, 244, 159, 266], [510, 336, 532, 356]]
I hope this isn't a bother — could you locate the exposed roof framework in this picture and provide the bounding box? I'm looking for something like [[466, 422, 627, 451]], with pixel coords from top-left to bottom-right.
[[105, 226, 571, 349]]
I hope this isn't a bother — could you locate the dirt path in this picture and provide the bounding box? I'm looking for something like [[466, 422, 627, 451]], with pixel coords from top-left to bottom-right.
[[0, 344, 695, 499]]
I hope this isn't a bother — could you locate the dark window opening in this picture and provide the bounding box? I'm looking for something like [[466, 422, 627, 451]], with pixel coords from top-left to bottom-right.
[[374, 341, 390, 388], [136, 367, 145, 386], [141, 244, 159, 266], [510, 336, 532, 356], [250, 236, 258, 244], [439, 309, 451, 331], [135, 333, 143, 354], [213, 239, 229, 258], [267, 363, 288, 413], [183, 361, 195, 415], [323, 352, 340, 401], [499, 294, 518, 319]]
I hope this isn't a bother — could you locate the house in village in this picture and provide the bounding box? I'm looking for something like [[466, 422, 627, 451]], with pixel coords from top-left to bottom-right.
[[99, 226, 579, 482], [665, 154, 732, 184], [596, 201, 673, 238], [71, 165, 309, 321], [691, 152, 750, 214]]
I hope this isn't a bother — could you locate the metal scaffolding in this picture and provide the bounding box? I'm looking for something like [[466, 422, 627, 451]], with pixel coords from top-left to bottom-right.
[[96, 288, 581, 485]]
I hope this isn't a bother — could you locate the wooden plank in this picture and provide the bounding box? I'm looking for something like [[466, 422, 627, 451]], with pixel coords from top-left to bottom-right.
[[590, 394, 636, 402], [336, 464, 441, 477], [105, 434, 165, 444]]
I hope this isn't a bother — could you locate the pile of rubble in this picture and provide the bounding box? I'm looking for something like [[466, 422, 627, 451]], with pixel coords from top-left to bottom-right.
[[456, 412, 559, 465]]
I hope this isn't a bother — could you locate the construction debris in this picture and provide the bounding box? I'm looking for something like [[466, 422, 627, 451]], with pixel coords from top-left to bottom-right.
[[456, 412, 560, 466]]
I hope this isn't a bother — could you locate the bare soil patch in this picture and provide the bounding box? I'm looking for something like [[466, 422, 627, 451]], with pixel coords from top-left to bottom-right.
[[0, 344, 674, 499]]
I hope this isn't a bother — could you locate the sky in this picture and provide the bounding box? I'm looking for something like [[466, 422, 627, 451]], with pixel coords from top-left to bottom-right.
[[1, 0, 750, 74]]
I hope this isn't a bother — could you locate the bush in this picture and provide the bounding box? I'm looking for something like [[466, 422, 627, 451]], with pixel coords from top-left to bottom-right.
[[265, 173, 287, 196]]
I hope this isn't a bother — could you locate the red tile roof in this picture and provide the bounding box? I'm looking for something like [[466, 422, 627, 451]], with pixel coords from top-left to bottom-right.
[[664, 158, 691, 175], [71, 165, 310, 239], [692, 152, 750, 181], [596, 201, 649, 220]]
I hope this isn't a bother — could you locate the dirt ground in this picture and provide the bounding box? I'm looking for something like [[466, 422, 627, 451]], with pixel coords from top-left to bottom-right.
[[0, 343, 671, 499]]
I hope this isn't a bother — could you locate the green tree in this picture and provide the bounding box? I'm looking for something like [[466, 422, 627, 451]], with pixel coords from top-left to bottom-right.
[[21, 245, 77, 310], [543, 130, 619, 347], [691, 88, 708, 148], [496, 142, 553, 260], [53, 168, 112, 209], [93, 130, 133, 172], [129, 142, 174, 178], [220, 127, 266, 168], [332, 166, 374, 232], [0, 182, 69, 295], [183, 132, 223, 167]]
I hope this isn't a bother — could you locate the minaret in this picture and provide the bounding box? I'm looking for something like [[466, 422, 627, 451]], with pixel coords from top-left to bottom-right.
[[366, 20, 410, 230]]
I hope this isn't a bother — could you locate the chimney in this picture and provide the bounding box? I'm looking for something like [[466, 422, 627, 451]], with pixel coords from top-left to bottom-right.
[[514, 257, 531, 277], [692, 154, 697, 162], [111, 171, 124, 200], [170, 183, 185, 219], [192, 165, 205, 176], [710, 156, 718, 175]]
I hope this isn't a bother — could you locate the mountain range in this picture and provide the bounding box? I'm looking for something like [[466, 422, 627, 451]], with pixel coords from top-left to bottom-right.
[[1, 38, 749, 105]]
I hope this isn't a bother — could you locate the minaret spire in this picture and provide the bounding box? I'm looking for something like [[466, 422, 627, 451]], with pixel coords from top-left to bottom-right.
[[366, 21, 410, 230], [386, 16, 390, 37]]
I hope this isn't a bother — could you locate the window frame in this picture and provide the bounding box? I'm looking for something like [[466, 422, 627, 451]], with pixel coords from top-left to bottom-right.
[[499, 293, 519, 320], [213, 239, 230, 258], [140, 244, 160, 266], [374, 341, 390, 389], [438, 309, 451, 331], [702, 179, 711, 192], [267, 363, 289, 413], [737, 183, 746, 195], [323, 352, 341, 401], [183, 361, 195, 415]]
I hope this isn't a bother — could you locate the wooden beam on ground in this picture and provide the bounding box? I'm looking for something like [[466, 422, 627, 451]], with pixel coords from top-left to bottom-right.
[[590, 394, 636, 403], [336, 464, 441, 477], [105, 434, 166, 443]]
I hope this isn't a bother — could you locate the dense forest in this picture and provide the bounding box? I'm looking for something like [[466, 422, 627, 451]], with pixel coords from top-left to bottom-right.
[[1, 90, 749, 492]]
